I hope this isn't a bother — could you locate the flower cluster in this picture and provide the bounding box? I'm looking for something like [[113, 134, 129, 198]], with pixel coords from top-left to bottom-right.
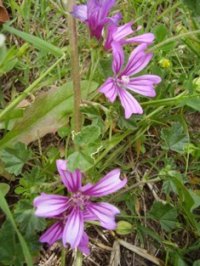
[[73, 0, 161, 118], [34, 160, 127, 254], [34, 0, 162, 256]]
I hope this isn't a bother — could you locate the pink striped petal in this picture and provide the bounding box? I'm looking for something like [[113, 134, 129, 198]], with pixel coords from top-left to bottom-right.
[[108, 12, 122, 25], [127, 74, 161, 97], [40, 222, 63, 245], [72, 5, 88, 22], [99, 78, 118, 103], [56, 159, 82, 193], [118, 88, 143, 118], [104, 24, 117, 50], [112, 22, 133, 42], [111, 41, 124, 74], [124, 33, 155, 45], [82, 169, 127, 197], [63, 208, 84, 248], [121, 43, 153, 76], [34, 193, 69, 217], [86, 202, 120, 229], [78, 232, 90, 255]]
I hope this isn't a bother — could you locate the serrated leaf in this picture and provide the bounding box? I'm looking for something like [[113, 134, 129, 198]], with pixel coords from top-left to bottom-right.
[[161, 123, 189, 154], [67, 151, 93, 172], [15, 200, 46, 237], [149, 202, 178, 232], [74, 125, 101, 146], [0, 142, 32, 175], [15, 167, 44, 196], [0, 81, 98, 147]]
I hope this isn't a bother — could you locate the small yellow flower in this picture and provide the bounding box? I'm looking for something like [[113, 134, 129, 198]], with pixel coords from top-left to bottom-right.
[[159, 58, 171, 68]]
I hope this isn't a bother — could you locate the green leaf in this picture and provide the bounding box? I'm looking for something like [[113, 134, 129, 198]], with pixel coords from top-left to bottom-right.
[[0, 220, 24, 266], [0, 142, 32, 175], [67, 151, 93, 172], [0, 183, 10, 196], [153, 24, 168, 43], [74, 125, 101, 146], [170, 176, 195, 212], [3, 24, 63, 57], [15, 200, 46, 237], [0, 160, 15, 181], [182, 97, 200, 112], [149, 202, 178, 232], [0, 81, 98, 147], [0, 190, 33, 265], [15, 167, 45, 197], [193, 260, 200, 266], [137, 224, 162, 243], [161, 123, 189, 154]]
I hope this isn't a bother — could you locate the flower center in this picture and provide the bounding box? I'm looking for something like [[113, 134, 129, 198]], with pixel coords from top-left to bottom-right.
[[121, 75, 130, 85], [71, 192, 90, 210]]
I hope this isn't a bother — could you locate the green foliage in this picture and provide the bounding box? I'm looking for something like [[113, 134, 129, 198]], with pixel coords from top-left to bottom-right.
[[182, 0, 200, 18], [0, 183, 10, 196], [0, 142, 32, 175], [15, 167, 45, 197], [0, 189, 33, 265], [183, 97, 200, 112], [161, 123, 189, 154], [1, 0, 200, 264], [68, 124, 102, 171], [0, 81, 98, 147], [3, 24, 63, 57], [0, 220, 24, 266], [14, 200, 46, 237], [74, 125, 101, 146], [153, 24, 168, 43], [149, 202, 178, 232]]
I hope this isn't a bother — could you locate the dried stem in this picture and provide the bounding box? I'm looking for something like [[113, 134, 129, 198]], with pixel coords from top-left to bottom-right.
[[67, 0, 81, 132]]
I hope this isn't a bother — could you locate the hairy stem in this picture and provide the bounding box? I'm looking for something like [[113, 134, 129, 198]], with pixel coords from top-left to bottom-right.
[[67, 0, 81, 132]]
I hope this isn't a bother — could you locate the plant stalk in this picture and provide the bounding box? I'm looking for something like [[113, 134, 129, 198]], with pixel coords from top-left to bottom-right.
[[67, 0, 81, 132]]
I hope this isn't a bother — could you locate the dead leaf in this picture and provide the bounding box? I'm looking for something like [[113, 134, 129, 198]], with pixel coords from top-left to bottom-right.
[[109, 240, 121, 266], [118, 239, 164, 266], [0, 0, 9, 24]]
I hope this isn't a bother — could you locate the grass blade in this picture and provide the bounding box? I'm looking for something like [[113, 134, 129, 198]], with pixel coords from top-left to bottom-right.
[[0, 190, 33, 266], [3, 24, 63, 57]]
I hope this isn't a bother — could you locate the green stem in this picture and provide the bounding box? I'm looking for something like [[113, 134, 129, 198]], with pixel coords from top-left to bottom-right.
[[67, 0, 81, 133], [141, 93, 200, 107], [0, 55, 65, 121], [150, 30, 200, 51], [74, 250, 83, 266], [61, 248, 66, 266]]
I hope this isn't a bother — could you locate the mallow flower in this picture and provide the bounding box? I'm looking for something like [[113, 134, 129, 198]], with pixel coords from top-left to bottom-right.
[[34, 160, 127, 255], [104, 22, 155, 51], [99, 42, 161, 119], [72, 0, 121, 40]]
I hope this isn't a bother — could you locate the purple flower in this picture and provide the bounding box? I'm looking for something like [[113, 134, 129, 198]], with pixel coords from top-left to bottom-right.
[[104, 22, 155, 50], [34, 160, 127, 255], [99, 42, 161, 119], [72, 0, 121, 40]]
